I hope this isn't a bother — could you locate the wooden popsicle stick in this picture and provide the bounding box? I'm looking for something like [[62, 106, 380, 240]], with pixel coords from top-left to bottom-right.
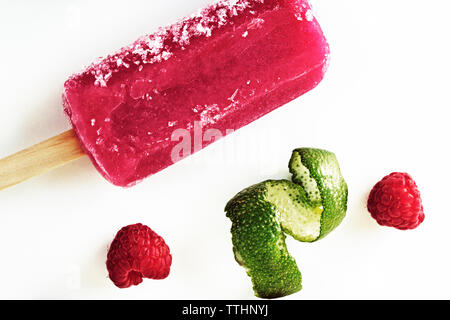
[[0, 129, 85, 191]]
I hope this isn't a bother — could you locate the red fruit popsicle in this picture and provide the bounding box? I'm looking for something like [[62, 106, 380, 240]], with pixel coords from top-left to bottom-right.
[[0, 0, 329, 189]]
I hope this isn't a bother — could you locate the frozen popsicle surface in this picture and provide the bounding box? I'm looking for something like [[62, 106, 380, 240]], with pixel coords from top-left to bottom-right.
[[63, 0, 330, 187]]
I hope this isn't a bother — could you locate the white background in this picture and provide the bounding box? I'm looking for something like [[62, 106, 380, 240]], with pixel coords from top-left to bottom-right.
[[0, 0, 449, 299]]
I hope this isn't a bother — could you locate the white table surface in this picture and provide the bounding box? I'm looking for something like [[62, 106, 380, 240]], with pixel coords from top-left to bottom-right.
[[0, 0, 449, 299]]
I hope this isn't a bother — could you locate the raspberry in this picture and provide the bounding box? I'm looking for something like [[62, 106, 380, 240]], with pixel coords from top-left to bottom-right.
[[367, 172, 425, 230], [106, 223, 172, 288]]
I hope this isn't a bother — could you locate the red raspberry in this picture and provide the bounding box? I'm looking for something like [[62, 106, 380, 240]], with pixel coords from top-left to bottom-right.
[[367, 172, 425, 230], [106, 223, 172, 288]]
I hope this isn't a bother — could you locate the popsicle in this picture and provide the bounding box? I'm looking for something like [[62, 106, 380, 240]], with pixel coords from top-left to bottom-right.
[[0, 0, 330, 189]]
